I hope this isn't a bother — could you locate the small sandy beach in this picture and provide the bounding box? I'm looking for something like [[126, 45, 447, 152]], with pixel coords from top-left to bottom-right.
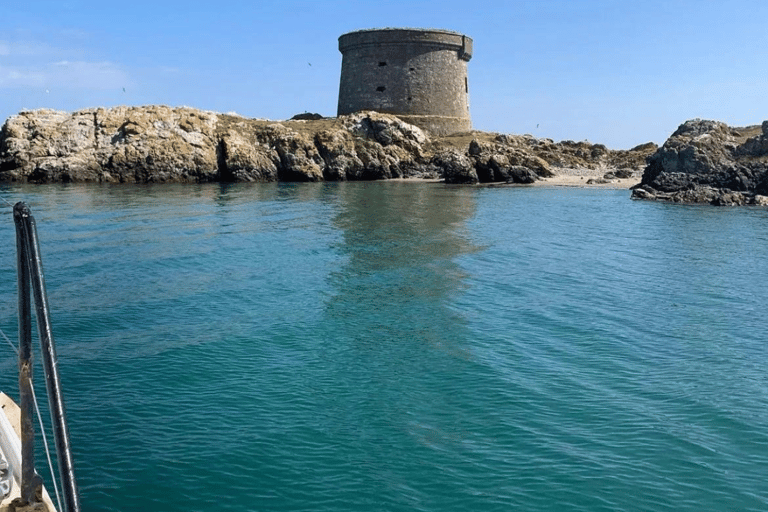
[[529, 166, 641, 189], [534, 173, 641, 189], [395, 168, 642, 189]]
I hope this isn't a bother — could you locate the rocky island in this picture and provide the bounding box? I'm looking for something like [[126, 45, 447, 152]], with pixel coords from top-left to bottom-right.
[[0, 106, 654, 186], [3, 106, 768, 206]]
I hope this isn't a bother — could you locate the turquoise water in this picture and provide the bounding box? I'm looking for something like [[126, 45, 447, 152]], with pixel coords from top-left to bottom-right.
[[1, 182, 767, 512]]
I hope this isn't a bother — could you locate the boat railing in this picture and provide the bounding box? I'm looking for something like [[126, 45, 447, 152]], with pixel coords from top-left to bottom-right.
[[12, 202, 80, 512]]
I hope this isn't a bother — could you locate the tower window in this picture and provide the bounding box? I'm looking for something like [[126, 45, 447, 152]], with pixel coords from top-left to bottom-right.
[[465, 77, 468, 93], [378, 61, 387, 66], [376, 86, 386, 92]]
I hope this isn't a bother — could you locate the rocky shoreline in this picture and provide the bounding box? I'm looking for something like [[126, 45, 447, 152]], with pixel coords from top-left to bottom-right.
[[0, 106, 654, 186], [630, 119, 768, 205], [3, 106, 767, 205]]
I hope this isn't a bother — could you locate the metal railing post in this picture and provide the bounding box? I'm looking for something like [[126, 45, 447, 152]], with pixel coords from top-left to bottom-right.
[[14, 202, 81, 512], [13, 202, 41, 505]]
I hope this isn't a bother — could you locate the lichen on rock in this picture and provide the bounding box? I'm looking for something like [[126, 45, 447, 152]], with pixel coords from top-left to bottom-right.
[[0, 105, 655, 185]]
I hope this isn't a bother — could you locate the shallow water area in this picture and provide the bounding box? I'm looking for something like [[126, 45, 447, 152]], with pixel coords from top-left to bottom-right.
[[1, 182, 767, 512]]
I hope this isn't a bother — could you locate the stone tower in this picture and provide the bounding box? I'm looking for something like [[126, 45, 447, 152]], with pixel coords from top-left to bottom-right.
[[337, 28, 473, 136]]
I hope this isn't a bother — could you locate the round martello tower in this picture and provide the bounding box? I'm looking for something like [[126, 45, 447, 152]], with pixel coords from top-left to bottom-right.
[[337, 28, 473, 136]]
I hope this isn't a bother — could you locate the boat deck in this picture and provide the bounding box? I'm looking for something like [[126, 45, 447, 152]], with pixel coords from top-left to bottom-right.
[[0, 393, 57, 512]]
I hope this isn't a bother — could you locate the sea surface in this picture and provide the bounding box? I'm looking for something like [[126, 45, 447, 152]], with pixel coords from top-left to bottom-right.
[[0, 182, 767, 512]]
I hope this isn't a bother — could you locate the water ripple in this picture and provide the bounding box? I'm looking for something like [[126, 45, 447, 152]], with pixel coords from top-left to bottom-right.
[[0, 184, 767, 511]]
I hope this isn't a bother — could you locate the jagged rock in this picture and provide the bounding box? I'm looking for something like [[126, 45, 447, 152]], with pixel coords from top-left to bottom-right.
[[466, 138, 551, 183], [435, 150, 477, 184], [1, 106, 221, 183], [505, 166, 538, 184], [632, 118, 768, 205], [631, 186, 656, 200], [342, 111, 426, 152], [217, 131, 278, 182], [0, 107, 428, 183], [630, 142, 660, 152], [0, 105, 659, 185], [270, 127, 325, 181], [313, 129, 363, 181]]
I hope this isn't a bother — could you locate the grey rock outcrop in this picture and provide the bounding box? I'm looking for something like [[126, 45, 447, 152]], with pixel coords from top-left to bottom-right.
[[467, 138, 551, 183], [0, 105, 656, 184], [0, 108, 428, 183], [435, 149, 477, 184], [632, 119, 768, 205], [1, 107, 220, 183]]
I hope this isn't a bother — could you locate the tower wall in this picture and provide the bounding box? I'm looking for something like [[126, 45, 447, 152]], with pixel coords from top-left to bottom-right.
[[337, 28, 473, 136]]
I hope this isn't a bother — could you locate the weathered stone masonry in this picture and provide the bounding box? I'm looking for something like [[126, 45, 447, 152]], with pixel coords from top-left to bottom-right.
[[337, 28, 473, 136]]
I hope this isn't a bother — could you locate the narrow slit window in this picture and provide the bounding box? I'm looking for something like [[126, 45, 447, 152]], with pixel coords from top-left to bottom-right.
[[465, 77, 468, 93]]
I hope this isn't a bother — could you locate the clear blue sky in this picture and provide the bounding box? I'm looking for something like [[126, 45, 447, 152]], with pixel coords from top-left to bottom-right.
[[2, 0, 767, 148]]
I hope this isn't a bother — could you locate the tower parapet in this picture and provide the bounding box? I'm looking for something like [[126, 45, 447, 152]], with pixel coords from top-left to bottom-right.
[[337, 28, 473, 136]]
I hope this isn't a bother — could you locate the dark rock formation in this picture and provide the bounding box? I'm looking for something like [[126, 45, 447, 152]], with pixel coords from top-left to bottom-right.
[[466, 139, 551, 183], [435, 149, 477, 184], [290, 112, 324, 121], [632, 119, 768, 205], [0, 106, 656, 185]]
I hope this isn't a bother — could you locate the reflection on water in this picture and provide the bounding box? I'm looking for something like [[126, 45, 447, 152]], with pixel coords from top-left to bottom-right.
[[327, 182, 478, 361]]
